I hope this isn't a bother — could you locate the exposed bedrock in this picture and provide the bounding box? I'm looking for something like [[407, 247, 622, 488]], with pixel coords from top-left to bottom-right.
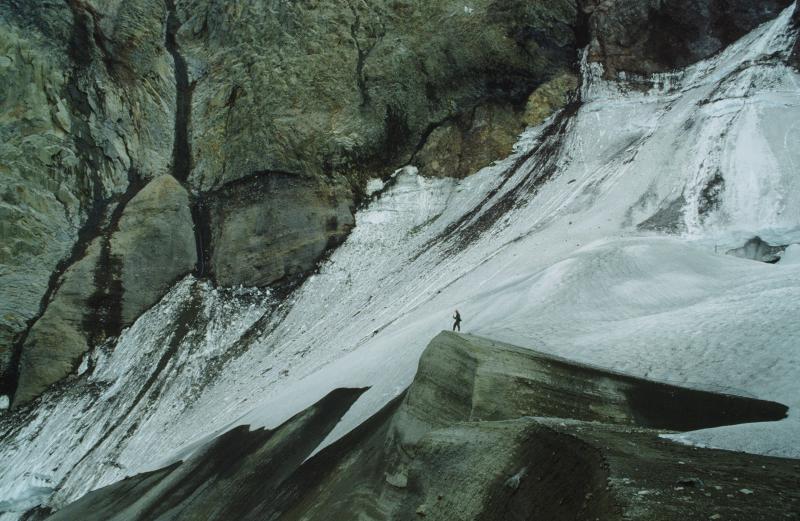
[[0, 0, 175, 394], [580, 0, 795, 78], [13, 175, 195, 407], [726, 236, 788, 264], [205, 173, 354, 288], [111, 175, 197, 324], [177, 0, 580, 191], [44, 333, 792, 521]]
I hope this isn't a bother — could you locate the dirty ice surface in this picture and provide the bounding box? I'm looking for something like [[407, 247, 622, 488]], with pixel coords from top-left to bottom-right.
[[1, 3, 800, 517]]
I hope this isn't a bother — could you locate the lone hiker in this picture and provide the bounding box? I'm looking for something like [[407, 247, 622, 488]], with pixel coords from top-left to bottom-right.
[[452, 309, 462, 332]]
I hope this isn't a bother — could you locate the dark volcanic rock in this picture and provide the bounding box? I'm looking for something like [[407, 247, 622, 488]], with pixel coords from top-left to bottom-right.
[[726, 236, 787, 264], [580, 0, 794, 77], [43, 333, 793, 521]]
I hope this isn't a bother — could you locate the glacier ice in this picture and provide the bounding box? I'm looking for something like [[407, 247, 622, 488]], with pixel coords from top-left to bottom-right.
[[1, 3, 800, 516]]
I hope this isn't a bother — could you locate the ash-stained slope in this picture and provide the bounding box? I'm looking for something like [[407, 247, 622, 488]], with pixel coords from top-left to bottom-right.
[[44, 333, 792, 521]]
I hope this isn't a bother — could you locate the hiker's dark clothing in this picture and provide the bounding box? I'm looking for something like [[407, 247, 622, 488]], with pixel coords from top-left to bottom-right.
[[452, 312, 461, 332]]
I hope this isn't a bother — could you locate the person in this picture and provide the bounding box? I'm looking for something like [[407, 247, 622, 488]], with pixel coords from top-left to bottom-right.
[[452, 309, 462, 332]]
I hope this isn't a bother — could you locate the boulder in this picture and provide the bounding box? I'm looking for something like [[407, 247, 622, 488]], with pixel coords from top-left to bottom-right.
[[206, 174, 353, 288]]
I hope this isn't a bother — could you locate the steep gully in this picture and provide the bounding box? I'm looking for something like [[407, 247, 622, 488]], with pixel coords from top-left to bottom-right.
[[163, 0, 212, 279]]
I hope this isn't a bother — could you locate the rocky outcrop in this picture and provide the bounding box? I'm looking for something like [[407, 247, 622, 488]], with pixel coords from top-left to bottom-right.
[[413, 103, 526, 179], [13, 175, 195, 406], [205, 173, 354, 287], [726, 236, 787, 264], [43, 333, 792, 520], [522, 71, 579, 127], [0, 0, 175, 396], [112, 175, 197, 324], [13, 240, 103, 408], [580, 0, 794, 77], [177, 0, 579, 191]]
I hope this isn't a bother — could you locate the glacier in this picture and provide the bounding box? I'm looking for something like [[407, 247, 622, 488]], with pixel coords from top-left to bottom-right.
[[1, 3, 799, 517]]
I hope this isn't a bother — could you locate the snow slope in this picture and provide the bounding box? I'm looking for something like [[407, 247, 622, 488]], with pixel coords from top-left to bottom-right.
[[1, 4, 799, 517]]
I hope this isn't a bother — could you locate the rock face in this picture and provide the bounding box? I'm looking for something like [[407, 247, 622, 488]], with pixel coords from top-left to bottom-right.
[[522, 71, 579, 127], [413, 103, 526, 179], [111, 175, 197, 324], [580, 0, 794, 77], [14, 175, 195, 407], [206, 174, 354, 287], [43, 333, 792, 520], [0, 0, 175, 396], [14, 240, 103, 408], [1, 0, 581, 400], [177, 0, 579, 191]]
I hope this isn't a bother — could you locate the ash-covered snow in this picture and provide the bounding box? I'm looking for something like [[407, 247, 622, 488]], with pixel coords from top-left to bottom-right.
[[1, 3, 800, 517]]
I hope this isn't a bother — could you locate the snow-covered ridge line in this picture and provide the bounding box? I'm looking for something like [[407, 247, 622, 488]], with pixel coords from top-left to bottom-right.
[[1, 4, 799, 518]]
